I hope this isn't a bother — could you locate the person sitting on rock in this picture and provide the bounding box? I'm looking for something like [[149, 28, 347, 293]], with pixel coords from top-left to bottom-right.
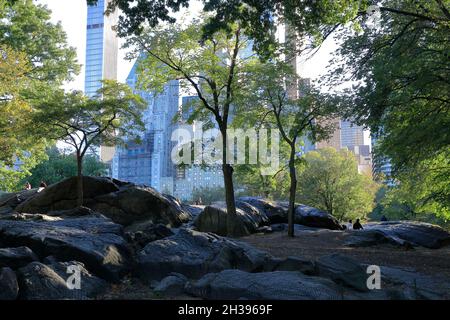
[[40, 180, 47, 188], [347, 219, 353, 230], [24, 182, 32, 190], [353, 219, 364, 230]]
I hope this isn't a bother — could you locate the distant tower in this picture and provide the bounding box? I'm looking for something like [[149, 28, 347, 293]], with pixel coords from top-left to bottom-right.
[[84, 0, 118, 163]]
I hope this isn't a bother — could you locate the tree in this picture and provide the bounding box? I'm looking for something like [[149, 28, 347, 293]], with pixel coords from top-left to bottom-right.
[[298, 147, 379, 222], [328, 0, 450, 207], [127, 18, 258, 235], [0, 45, 48, 191], [87, 0, 367, 59], [239, 61, 337, 236], [20, 147, 107, 189], [33, 81, 146, 206], [0, 0, 79, 188], [380, 152, 450, 222]]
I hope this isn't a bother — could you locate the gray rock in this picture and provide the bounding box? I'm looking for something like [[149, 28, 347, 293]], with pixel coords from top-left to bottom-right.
[[136, 229, 272, 282], [0, 246, 39, 269], [14, 176, 190, 227], [344, 229, 413, 248], [16, 177, 119, 213], [0, 189, 40, 210], [0, 217, 132, 281], [378, 265, 450, 299], [315, 254, 369, 292], [186, 270, 343, 300], [154, 273, 188, 296], [193, 201, 269, 237], [18, 261, 108, 300], [294, 204, 342, 230], [272, 256, 315, 275], [125, 222, 174, 249], [363, 221, 450, 249], [237, 197, 287, 224], [92, 185, 191, 226], [0, 267, 19, 300]]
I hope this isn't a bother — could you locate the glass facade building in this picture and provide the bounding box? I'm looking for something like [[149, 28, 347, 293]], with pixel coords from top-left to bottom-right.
[[85, 0, 118, 163]]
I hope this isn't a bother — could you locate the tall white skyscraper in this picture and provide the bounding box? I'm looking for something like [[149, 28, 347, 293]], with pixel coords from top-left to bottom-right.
[[85, 0, 118, 163]]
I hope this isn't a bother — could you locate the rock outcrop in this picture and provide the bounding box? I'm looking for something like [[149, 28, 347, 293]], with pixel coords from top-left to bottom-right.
[[345, 221, 450, 249], [0, 217, 132, 281], [193, 201, 269, 237], [136, 229, 272, 282], [0, 267, 19, 300], [18, 261, 108, 300], [13, 177, 190, 227], [294, 204, 342, 230]]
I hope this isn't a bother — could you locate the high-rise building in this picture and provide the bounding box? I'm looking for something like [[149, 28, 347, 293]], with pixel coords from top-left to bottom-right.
[[85, 0, 118, 163], [371, 135, 393, 184], [112, 59, 180, 191]]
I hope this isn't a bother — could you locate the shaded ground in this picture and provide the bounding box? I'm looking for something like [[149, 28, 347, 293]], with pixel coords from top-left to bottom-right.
[[241, 229, 450, 278]]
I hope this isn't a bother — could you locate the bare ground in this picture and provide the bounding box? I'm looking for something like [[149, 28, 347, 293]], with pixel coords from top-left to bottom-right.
[[241, 229, 450, 278]]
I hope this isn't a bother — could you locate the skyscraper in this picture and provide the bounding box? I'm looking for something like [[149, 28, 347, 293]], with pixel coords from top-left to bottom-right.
[[85, 0, 118, 163], [111, 59, 180, 191]]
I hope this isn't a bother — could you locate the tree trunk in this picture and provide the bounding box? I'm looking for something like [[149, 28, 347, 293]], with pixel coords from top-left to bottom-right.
[[221, 128, 237, 236], [287, 144, 297, 237], [76, 153, 84, 207]]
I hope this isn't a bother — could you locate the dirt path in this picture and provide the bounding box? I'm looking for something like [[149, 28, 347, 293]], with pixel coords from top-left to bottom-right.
[[241, 230, 450, 278]]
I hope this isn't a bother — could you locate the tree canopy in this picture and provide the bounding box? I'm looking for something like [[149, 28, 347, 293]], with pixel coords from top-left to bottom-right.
[[298, 147, 379, 222]]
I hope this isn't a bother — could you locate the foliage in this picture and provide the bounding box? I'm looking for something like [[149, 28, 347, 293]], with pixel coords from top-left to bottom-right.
[[236, 59, 338, 236], [191, 186, 226, 205], [127, 16, 261, 227], [19, 147, 108, 189], [31, 81, 146, 205], [379, 152, 450, 222], [329, 0, 450, 209], [0, 0, 79, 189], [298, 147, 379, 222], [88, 0, 368, 59]]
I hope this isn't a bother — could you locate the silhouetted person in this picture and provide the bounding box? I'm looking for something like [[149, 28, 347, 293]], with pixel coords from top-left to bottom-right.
[[347, 219, 353, 230], [380, 215, 388, 222], [353, 219, 364, 230], [24, 182, 32, 190], [39, 181, 47, 188]]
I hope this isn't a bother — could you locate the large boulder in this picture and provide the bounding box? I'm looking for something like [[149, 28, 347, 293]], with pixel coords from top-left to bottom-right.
[[344, 229, 413, 248], [237, 197, 287, 223], [92, 185, 190, 226], [186, 270, 343, 300], [0, 246, 39, 269], [15, 177, 190, 227], [363, 221, 450, 249], [294, 204, 342, 230], [0, 267, 19, 300], [135, 229, 273, 282], [193, 201, 269, 237], [0, 217, 132, 281], [18, 261, 108, 300], [315, 254, 369, 292], [0, 189, 40, 211], [16, 177, 119, 213]]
